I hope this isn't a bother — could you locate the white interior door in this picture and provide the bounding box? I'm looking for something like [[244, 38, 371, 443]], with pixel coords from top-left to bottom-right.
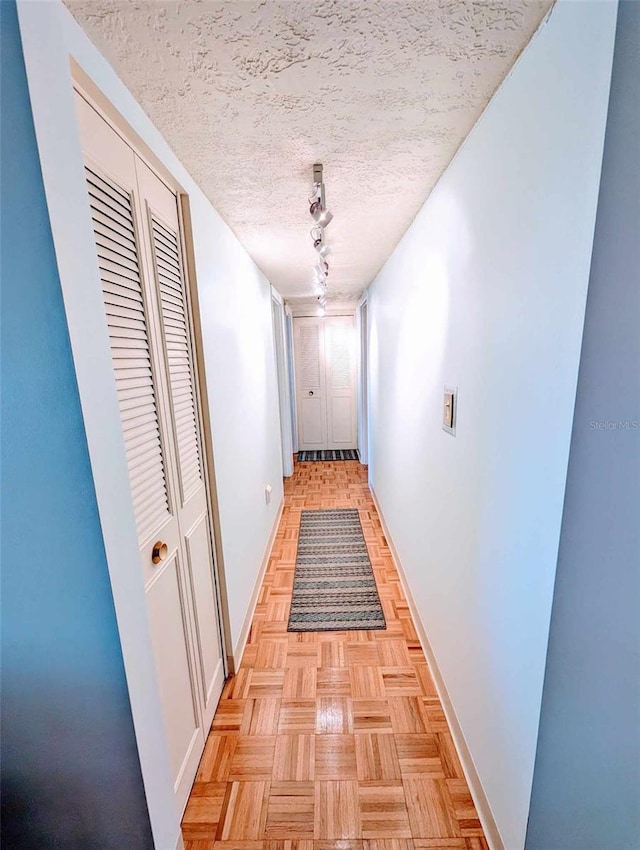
[[76, 91, 224, 815], [293, 316, 356, 451], [294, 317, 328, 450]]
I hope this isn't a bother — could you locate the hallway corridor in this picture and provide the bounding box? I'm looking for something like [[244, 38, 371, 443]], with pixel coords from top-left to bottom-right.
[[181, 460, 489, 849]]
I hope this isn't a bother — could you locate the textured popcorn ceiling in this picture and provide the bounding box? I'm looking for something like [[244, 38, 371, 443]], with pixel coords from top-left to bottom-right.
[[65, 0, 553, 303]]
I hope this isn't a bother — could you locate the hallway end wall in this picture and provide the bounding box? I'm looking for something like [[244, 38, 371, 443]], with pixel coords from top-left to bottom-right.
[[365, 2, 617, 849]]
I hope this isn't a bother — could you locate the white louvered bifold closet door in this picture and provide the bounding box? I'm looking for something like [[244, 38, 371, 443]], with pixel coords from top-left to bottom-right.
[[76, 92, 224, 817]]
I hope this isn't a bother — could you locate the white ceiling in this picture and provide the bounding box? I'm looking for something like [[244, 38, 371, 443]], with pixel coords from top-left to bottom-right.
[[65, 0, 552, 303]]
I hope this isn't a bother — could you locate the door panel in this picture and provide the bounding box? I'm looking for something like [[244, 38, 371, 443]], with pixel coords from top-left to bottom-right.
[[146, 555, 201, 787], [294, 318, 327, 450], [328, 396, 354, 445], [150, 215, 202, 502], [83, 170, 172, 549], [302, 397, 325, 445], [136, 157, 224, 731], [325, 317, 356, 449], [185, 516, 223, 711]]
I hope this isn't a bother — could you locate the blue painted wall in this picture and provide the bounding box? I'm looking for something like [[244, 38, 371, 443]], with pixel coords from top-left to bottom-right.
[[525, 3, 640, 848], [0, 3, 154, 847]]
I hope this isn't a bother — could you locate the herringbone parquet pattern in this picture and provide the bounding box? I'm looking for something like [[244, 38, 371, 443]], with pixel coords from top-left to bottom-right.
[[182, 460, 489, 850]]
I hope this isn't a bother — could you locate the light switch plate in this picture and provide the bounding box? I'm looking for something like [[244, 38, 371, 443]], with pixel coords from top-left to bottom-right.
[[443, 386, 457, 436]]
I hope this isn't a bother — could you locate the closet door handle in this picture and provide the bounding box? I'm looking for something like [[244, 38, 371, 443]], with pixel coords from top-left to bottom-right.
[[308, 390, 314, 396], [152, 541, 168, 564]]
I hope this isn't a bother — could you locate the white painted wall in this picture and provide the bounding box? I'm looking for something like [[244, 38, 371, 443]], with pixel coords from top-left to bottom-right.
[[18, 2, 283, 847], [366, 3, 617, 849]]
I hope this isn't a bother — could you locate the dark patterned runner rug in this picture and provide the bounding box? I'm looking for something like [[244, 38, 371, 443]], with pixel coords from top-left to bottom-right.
[[288, 509, 386, 632], [297, 449, 360, 462]]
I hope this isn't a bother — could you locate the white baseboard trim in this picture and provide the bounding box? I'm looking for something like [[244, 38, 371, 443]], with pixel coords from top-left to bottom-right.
[[370, 485, 506, 850], [231, 497, 284, 671], [174, 831, 185, 850]]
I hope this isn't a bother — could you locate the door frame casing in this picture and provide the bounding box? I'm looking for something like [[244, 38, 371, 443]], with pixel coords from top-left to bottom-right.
[[356, 292, 369, 465], [284, 306, 298, 454], [271, 289, 294, 477]]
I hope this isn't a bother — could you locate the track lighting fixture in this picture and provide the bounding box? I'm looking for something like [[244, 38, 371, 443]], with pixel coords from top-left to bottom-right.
[[311, 227, 331, 258], [309, 182, 325, 219], [308, 163, 333, 305], [314, 262, 328, 280], [317, 210, 333, 227], [311, 226, 324, 249]]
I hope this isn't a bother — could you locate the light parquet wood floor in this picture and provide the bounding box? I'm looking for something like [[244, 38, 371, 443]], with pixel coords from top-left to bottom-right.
[[182, 460, 489, 850]]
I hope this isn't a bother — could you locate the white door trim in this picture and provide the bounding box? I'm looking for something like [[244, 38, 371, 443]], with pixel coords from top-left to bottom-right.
[[271, 289, 293, 477], [356, 292, 369, 465], [284, 306, 298, 454]]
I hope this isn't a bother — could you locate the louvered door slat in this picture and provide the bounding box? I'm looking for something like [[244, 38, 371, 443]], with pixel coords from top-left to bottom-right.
[[94, 221, 140, 256], [102, 281, 145, 305], [85, 166, 170, 543], [88, 192, 138, 235], [86, 169, 130, 202], [126, 426, 162, 454], [154, 250, 181, 272], [150, 216, 203, 503], [118, 379, 154, 394], [91, 209, 141, 245], [153, 226, 179, 253], [128, 444, 163, 472], [116, 372, 153, 389]]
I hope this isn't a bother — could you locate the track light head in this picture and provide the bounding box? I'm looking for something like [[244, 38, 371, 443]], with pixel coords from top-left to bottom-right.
[[315, 262, 328, 280], [311, 227, 330, 257], [311, 226, 324, 248], [309, 181, 325, 219]]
